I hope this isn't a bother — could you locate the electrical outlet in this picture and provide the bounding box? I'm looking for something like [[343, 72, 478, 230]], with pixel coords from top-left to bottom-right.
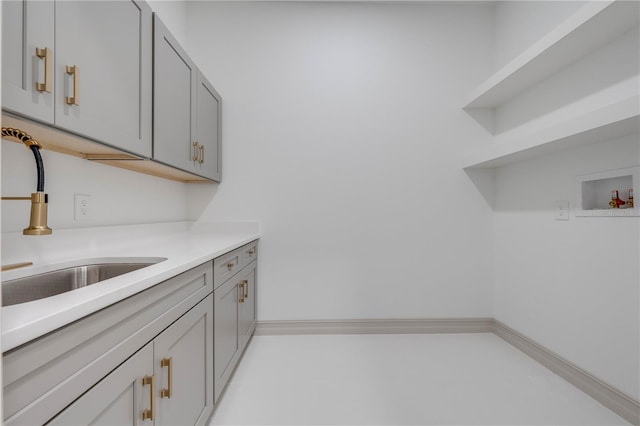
[[74, 194, 91, 220], [555, 200, 569, 221]]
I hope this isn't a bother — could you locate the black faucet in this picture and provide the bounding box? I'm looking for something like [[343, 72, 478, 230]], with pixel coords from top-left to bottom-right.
[[1, 127, 52, 235]]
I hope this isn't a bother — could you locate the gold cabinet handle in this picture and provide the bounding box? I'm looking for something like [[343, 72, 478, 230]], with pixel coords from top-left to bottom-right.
[[35, 47, 52, 93], [227, 262, 234, 271], [239, 281, 245, 303], [192, 141, 199, 161], [247, 249, 255, 256], [65, 65, 79, 106], [160, 357, 173, 399], [199, 144, 205, 164], [243, 279, 249, 300], [1, 262, 34, 272], [142, 375, 155, 421]]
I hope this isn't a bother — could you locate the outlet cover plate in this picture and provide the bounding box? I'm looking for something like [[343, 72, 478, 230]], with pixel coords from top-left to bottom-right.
[[555, 200, 569, 221], [74, 194, 91, 220]]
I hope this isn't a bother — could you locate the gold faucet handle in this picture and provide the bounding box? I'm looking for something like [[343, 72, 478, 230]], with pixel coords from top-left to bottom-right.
[[1, 193, 52, 235]]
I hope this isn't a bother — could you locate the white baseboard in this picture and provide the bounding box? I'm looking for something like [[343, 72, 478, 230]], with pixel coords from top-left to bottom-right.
[[255, 318, 493, 336], [254, 318, 640, 425], [492, 320, 639, 425]]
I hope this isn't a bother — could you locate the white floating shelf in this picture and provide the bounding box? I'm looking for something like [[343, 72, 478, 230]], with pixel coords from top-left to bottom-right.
[[463, 0, 640, 110], [463, 95, 639, 169]]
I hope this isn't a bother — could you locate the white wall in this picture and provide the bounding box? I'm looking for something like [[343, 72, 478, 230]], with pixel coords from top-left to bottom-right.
[[1, 142, 188, 233], [147, 0, 188, 46], [186, 1, 495, 321], [493, 134, 640, 400], [491, 0, 640, 400], [492, 0, 587, 70]]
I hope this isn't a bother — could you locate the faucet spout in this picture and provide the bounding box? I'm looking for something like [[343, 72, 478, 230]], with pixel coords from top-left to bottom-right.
[[2, 127, 45, 191], [1, 127, 52, 235]]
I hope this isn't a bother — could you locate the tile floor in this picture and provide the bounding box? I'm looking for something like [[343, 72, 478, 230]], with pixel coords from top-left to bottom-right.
[[209, 333, 629, 425]]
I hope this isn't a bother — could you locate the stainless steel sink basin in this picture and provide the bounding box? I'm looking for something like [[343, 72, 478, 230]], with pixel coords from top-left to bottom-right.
[[2, 259, 165, 307]]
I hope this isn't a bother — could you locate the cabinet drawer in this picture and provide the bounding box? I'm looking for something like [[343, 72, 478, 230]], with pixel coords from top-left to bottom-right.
[[241, 240, 258, 267], [214, 248, 242, 288]]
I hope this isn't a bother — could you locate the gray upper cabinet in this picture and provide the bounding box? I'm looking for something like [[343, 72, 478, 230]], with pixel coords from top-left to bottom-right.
[[154, 14, 222, 182], [2, 1, 223, 182], [153, 14, 197, 174], [2, 0, 55, 124], [1, 0, 152, 158], [195, 71, 222, 181], [54, 1, 153, 157]]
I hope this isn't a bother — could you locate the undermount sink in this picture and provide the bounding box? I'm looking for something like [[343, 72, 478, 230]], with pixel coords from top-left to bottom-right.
[[2, 258, 166, 307]]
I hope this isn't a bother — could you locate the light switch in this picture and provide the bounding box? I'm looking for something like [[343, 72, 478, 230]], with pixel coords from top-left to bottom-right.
[[555, 200, 569, 221]]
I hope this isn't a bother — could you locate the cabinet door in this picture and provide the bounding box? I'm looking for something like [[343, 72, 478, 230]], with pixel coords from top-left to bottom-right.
[[194, 71, 222, 181], [214, 276, 240, 402], [1, 0, 54, 123], [54, 0, 152, 157], [153, 14, 197, 173], [154, 295, 214, 426], [48, 343, 153, 426], [239, 261, 257, 351]]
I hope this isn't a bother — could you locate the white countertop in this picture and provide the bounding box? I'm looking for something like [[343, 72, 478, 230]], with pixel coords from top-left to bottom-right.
[[1, 222, 260, 351]]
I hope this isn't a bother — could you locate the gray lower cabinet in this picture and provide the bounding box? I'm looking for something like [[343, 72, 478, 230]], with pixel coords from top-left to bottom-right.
[[48, 295, 214, 426], [2, 242, 256, 424], [213, 241, 258, 402], [213, 276, 241, 402], [3, 262, 214, 425], [155, 295, 214, 426], [47, 342, 153, 426], [1, 0, 152, 157], [239, 261, 257, 351], [153, 14, 222, 181]]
